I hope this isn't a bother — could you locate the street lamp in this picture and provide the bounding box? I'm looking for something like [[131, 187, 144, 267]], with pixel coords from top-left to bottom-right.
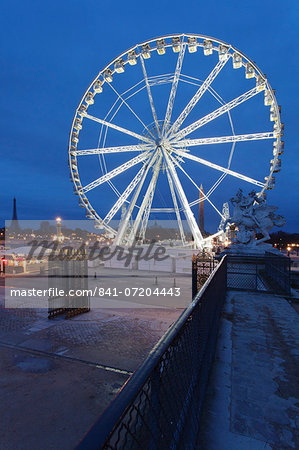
[[55, 217, 63, 242]]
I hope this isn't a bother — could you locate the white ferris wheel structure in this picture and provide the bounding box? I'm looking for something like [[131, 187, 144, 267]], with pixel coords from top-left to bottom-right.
[[68, 33, 283, 249]]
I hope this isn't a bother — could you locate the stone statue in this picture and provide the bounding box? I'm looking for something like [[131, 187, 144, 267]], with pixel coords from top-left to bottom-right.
[[223, 189, 285, 246]]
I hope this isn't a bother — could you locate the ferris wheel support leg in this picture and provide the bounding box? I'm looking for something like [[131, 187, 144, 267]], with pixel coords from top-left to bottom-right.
[[114, 153, 158, 246], [163, 150, 204, 249], [103, 164, 150, 225], [166, 168, 187, 246], [127, 155, 162, 246]]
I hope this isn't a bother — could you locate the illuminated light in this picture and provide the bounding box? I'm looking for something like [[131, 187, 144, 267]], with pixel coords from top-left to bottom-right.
[[274, 130, 284, 140], [270, 105, 278, 122], [56, 217, 62, 223], [203, 39, 213, 56], [74, 118, 82, 131], [103, 69, 113, 82], [127, 50, 137, 65], [95, 221, 104, 229], [273, 140, 284, 156], [85, 92, 94, 105], [270, 158, 281, 173], [264, 90, 273, 106], [93, 80, 103, 93], [141, 43, 151, 59], [172, 37, 181, 52], [232, 52, 242, 68], [188, 36, 197, 53], [265, 175, 275, 189], [273, 122, 280, 133], [156, 39, 166, 55], [287, 246, 291, 252], [256, 75, 265, 91], [114, 59, 125, 73], [245, 63, 255, 79], [78, 104, 87, 117], [71, 132, 79, 144], [276, 124, 284, 139], [218, 44, 229, 61]]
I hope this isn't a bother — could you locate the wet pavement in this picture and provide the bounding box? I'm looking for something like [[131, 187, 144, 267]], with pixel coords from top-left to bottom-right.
[[0, 269, 185, 449], [198, 291, 299, 449]]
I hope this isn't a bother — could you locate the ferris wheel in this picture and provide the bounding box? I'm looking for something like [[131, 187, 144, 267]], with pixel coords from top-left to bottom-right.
[[68, 33, 283, 248]]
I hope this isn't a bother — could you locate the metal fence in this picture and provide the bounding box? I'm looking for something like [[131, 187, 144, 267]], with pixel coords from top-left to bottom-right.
[[265, 252, 291, 294], [192, 255, 218, 298], [226, 253, 291, 294], [48, 248, 90, 319], [77, 256, 227, 449]]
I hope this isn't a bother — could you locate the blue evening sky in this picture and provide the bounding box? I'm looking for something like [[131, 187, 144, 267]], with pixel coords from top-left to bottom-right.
[[1, 0, 298, 232]]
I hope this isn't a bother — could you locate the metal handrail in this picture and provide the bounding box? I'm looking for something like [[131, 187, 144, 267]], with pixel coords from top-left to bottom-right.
[[77, 255, 227, 449]]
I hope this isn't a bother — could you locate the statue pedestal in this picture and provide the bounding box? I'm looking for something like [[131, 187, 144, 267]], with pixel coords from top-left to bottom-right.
[[220, 242, 282, 258]]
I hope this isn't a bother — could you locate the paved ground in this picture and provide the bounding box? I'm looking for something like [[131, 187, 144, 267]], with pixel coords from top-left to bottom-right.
[[198, 291, 299, 449], [0, 268, 188, 449]]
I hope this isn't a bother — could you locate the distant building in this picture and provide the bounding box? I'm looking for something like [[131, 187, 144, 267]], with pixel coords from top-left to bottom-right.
[[10, 197, 20, 232], [199, 184, 205, 236]]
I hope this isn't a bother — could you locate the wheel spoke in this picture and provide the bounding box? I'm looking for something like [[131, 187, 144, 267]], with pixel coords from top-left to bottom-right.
[[172, 85, 261, 141], [83, 151, 151, 193], [166, 167, 187, 245], [139, 54, 161, 136], [163, 43, 186, 135], [162, 148, 203, 248], [168, 56, 230, 137], [174, 149, 265, 187], [174, 132, 275, 148], [73, 144, 152, 156], [127, 154, 162, 245], [167, 150, 224, 219], [85, 113, 153, 144], [106, 81, 156, 139]]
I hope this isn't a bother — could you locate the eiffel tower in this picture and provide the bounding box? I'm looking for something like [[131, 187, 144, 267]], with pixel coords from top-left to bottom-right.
[[10, 197, 20, 232]]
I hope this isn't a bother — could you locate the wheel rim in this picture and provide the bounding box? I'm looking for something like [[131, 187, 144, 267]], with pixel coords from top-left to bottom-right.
[[69, 34, 283, 248]]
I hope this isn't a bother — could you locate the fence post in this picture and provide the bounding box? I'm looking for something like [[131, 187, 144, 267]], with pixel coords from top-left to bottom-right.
[[192, 255, 198, 299]]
